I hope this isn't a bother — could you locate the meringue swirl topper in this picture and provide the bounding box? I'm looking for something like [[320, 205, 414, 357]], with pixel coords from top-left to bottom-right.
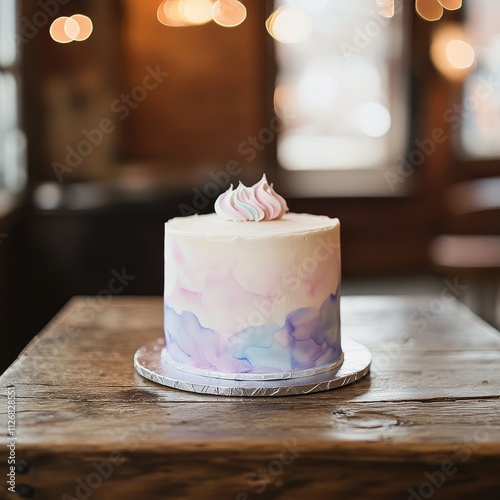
[[215, 174, 288, 222]]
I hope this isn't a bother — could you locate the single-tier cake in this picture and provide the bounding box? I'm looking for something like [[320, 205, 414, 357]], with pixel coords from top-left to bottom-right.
[[163, 175, 342, 380]]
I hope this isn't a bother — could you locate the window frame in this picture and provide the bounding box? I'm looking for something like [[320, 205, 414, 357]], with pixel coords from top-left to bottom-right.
[[0, 0, 25, 217], [269, 0, 414, 198]]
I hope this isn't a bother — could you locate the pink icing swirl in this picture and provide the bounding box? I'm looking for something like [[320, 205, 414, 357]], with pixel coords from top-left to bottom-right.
[[215, 174, 288, 222]]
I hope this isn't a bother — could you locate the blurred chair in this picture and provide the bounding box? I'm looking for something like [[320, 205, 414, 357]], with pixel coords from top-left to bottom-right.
[[429, 177, 500, 329]]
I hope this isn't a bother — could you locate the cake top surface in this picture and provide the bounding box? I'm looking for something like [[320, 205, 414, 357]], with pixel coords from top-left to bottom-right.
[[166, 212, 339, 238]]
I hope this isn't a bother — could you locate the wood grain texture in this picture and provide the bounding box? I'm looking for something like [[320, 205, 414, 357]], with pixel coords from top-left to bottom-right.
[[1, 296, 500, 499]]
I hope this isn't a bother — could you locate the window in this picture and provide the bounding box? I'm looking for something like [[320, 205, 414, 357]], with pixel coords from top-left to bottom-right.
[[272, 0, 409, 195], [0, 0, 26, 193], [459, 0, 500, 158]]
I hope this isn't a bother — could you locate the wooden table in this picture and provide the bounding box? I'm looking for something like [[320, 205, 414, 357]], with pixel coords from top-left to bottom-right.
[[1, 295, 500, 499]]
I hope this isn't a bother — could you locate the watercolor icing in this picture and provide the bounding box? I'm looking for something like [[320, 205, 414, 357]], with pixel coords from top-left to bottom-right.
[[163, 176, 342, 380]]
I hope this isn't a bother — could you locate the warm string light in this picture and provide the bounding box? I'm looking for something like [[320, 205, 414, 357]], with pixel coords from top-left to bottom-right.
[[415, 0, 462, 22], [431, 22, 475, 81], [416, 0, 443, 22], [184, 0, 213, 24], [157, 0, 190, 26], [376, 0, 395, 19], [49, 2, 467, 46], [156, 0, 246, 28], [437, 0, 462, 11], [266, 7, 311, 44], [157, 0, 213, 27], [212, 0, 247, 27], [49, 14, 93, 43], [155, 1, 465, 32]]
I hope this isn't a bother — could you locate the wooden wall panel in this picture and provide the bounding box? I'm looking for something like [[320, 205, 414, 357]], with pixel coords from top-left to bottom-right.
[[120, 0, 267, 171]]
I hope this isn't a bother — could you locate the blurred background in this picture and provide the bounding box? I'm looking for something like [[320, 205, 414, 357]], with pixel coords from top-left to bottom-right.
[[1, 0, 500, 372]]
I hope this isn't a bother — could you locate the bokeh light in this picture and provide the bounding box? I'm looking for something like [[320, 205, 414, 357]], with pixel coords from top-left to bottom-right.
[[266, 7, 312, 44], [377, 0, 395, 19], [49, 14, 93, 43], [437, 0, 462, 10], [49, 17, 73, 44], [416, 0, 443, 22], [356, 102, 392, 137], [212, 0, 247, 28], [431, 22, 475, 81], [183, 0, 213, 25], [273, 84, 291, 120], [64, 17, 80, 40], [446, 39, 475, 69], [158, 0, 190, 27], [71, 15, 93, 41]]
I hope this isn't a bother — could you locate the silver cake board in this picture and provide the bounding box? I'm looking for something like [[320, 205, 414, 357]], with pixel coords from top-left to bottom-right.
[[134, 338, 371, 397]]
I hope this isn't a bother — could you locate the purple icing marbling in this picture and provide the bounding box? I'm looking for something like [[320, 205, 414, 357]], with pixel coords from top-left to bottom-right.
[[163, 292, 342, 380]]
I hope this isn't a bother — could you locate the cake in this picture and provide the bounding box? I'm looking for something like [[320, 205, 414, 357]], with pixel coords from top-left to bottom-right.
[[163, 175, 342, 380]]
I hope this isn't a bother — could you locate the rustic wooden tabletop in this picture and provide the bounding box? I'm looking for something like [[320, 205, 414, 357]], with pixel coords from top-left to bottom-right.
[[1, 295, 500, 499]]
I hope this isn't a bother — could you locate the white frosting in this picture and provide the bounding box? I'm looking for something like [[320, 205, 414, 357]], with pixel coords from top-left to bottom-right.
[[166, 212, 337, 237], [164, 213, 340, 335]]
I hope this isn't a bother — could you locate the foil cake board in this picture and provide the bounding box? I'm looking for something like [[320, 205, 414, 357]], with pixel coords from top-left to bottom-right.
[[134, 338, 371, 397]]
